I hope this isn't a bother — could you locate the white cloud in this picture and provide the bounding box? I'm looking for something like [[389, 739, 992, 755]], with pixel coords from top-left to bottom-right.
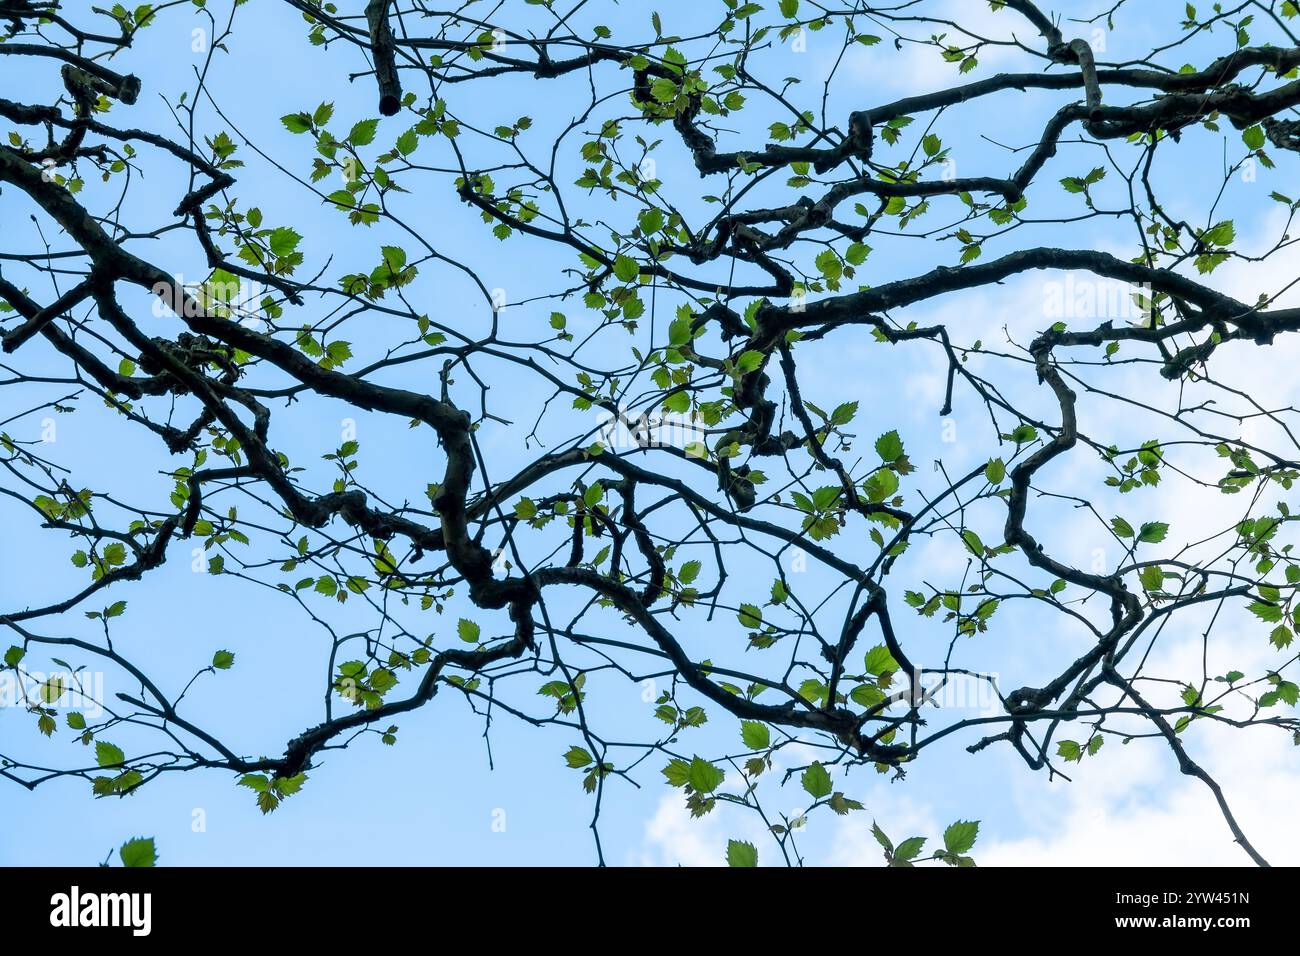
[[824, 789, 942, 867], [822, 0, 1037, 98], [635, 793, 720, 866], [969, 614, 1300, 866], [635, 139, 1300, 873], [634, 791, 768, 867], [979, 720, 1300, 866]]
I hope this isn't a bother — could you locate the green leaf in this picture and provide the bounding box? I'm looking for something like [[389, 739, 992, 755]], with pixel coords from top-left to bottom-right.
[[457, 618, 481, 643], [612, 255, 640, 282], [268, 227, 302, 258], [894, 836, 926, 862], [801, 761, 833, 799], [637, 208, 664, 234], [686, 756, 725, 793], [871, 821, 894, 853], [726, 839, 758, 867], [280, 112, 311, 134], [864, 644, 898, 676], [815, 249, 842, 281], [274, 772, 307, 796], [663, 390, 691, 414], [830, 400, 859, 425], [95, 741, 125, 768], [348, 118, 379, 146], [327, 188, 356, 209], [828, 792, 864, 815], [1202, 220, 1235, 248], [984, 458, 1006, 484], [875, 430, 904, 462], [1248, 600, 1283, 623], [1137, 521, 1169, 544], [369, 668, 398, 694], [662, 758, 691, 787], [119, 837, 157, 868], [212, 649, 235, 670], [863, 468, 898, 503], [741, 720, 770, 750], [238, 773, 270, 792], [852, 685, 884, 709], [39, 675, 65, 705], [943, 820, 979, 854], [1140, 565, 1164, 592], [564, 745, 593, 769]]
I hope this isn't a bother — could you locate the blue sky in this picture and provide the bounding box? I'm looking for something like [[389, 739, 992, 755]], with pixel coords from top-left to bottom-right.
[[3, 0, 1300, 866]]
